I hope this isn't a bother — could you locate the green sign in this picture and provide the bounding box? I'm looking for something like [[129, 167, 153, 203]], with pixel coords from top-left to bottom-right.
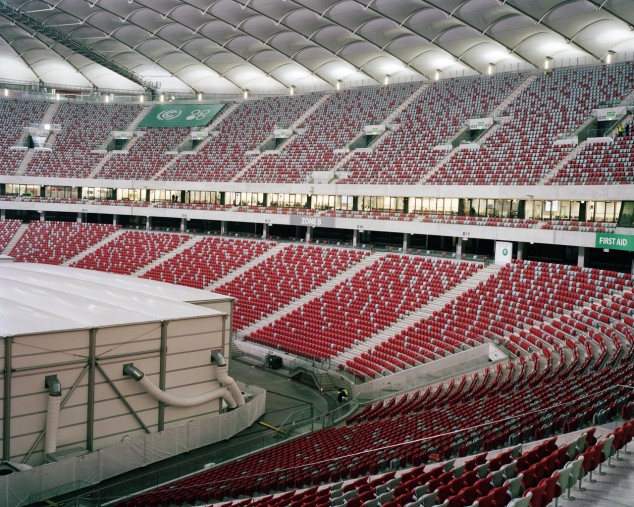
[[595, 233, 634, 252], [139, 104, 225, 127]]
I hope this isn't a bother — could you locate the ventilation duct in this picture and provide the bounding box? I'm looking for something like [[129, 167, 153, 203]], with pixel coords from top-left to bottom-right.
[[44, 375, 62, 455]]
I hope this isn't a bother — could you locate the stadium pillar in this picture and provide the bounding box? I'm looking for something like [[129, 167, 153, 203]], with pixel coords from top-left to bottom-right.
[[221, 221, 227, 235], [631, 258, 634, 275], [76, 213, 83, 224], [306, 226, 313, 243], [146, 216, 151, 230], [262, 223, 269, 239], [180, 217, 187, 232], [39, 211, 45, 222], [456, 237, 463, 258], [0, 209, 5, 219], [353, 229, 359, 247], [577, 246, 586, 267], [517, 242, 525, 260], [3, 338, 12, 460], [112, 214, 118, 226], [403, 233, 410, 252]]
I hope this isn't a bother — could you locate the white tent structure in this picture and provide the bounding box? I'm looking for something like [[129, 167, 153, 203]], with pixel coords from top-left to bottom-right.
[[0, 263, 263, 506], [0, 0, 633, 95]]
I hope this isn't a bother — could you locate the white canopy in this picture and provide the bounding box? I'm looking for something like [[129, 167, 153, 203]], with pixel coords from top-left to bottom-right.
[[1, 0, 633, 94], [0, 263, 226, 337]]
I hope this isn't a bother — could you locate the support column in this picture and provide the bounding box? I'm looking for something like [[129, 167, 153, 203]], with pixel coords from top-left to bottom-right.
[[306, 227, 313, 243], [262, 223, 269, 239], [112, 214, 118, 226], [456, 237, 463, 259], [3, 338, 12, 460], [577, 246, 586, 268], [158, 321, 168, 432], [180, 217, 187, 233], [39, 211, 45, 222], [77, 213, 83, 224], [403, 233, 410, 252], [146, 216, 151, 230], [1, 209, 6, 220], [87, 328, 97, 452], [631, 257, 634, 276], [517, 242, 525, 260], [353, 229, 359, 247], [221, 221, 227, 235]]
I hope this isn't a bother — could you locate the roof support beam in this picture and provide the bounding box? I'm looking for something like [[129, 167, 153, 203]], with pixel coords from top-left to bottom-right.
[[0, 0, 157, 93]]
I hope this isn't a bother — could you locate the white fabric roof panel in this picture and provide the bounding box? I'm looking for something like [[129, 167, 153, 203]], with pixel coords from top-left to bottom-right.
[[0, 263, 227, 337], [0, 0, 632, 94]]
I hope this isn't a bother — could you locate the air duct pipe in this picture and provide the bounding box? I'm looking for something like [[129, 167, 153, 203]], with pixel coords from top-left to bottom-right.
[[123, 352, 244, 409], [44, 375, 62, 455], [211, 351, 245, 407]]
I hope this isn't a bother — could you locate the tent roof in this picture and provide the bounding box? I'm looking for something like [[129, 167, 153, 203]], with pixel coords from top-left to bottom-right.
[[0, 262, 227, 337], [1, 0, 633, 95]]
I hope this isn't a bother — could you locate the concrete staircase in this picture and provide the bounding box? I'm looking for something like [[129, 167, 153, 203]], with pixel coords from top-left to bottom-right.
[[41, 101, 60, 125], [87, 152, 115, 179], [132, 235, 206, 277], [491, 74, 539, 117], [230, 151, 268, 182], [2, 223, 29, 256], [419, 147, 457, 184], [539, 140, 589, 184], [128, 106, 153, 131], [14, 150, 36, 176], [332, 263, 505, 366], [238, 252, 386, 336], [206, 243, 287, 291], [294, 93, 331, 126], [385, 82, 430, 124], [62, 229, 127, 266], [208, 103, 241, 130]]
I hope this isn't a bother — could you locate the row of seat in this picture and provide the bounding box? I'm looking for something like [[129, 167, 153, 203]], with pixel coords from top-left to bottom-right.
[[246, 255, 480, 361], [117, 359, 633, 506], [8, 221, 121, 264]]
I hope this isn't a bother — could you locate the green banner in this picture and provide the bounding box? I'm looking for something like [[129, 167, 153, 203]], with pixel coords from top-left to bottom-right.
[[139, 104, 225, 127], [595, 233, 634, 252]]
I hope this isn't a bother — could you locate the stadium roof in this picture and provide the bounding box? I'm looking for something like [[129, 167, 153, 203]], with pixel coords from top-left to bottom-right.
[[0, 0, 633, 95], [0, 262, 227, 336]]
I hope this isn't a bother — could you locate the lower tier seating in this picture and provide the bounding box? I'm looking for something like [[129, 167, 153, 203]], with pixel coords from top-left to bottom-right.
[[117, 359, 633, 506]]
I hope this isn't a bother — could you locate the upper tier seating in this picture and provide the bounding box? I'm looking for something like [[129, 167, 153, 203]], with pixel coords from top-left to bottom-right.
[[237, 83, 420, 183], [9, 221, 120, 264], [215, 245, 369, 330], [344, 261, 632, 380], [428, 62, 634, 185], [542, 220, 617, 232], [421, 214, 538, 229], [141, 236, 273, 288], [158, 95, 320, 182], [96, 127, 191, 180], [24, 102, 142, 178], [338, 73, 527, 184], [70, 230, 190, 275], [0, 219, 21, 251], [246, 255, 480, 361], [548, 132, 634, 185], [0, 99, 49, 175], [118, 359, 633, 506]]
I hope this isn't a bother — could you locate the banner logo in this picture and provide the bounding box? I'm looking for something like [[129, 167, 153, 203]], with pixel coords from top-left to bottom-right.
[[157, 110, 182, 121], [186, 109, 211, 121]]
